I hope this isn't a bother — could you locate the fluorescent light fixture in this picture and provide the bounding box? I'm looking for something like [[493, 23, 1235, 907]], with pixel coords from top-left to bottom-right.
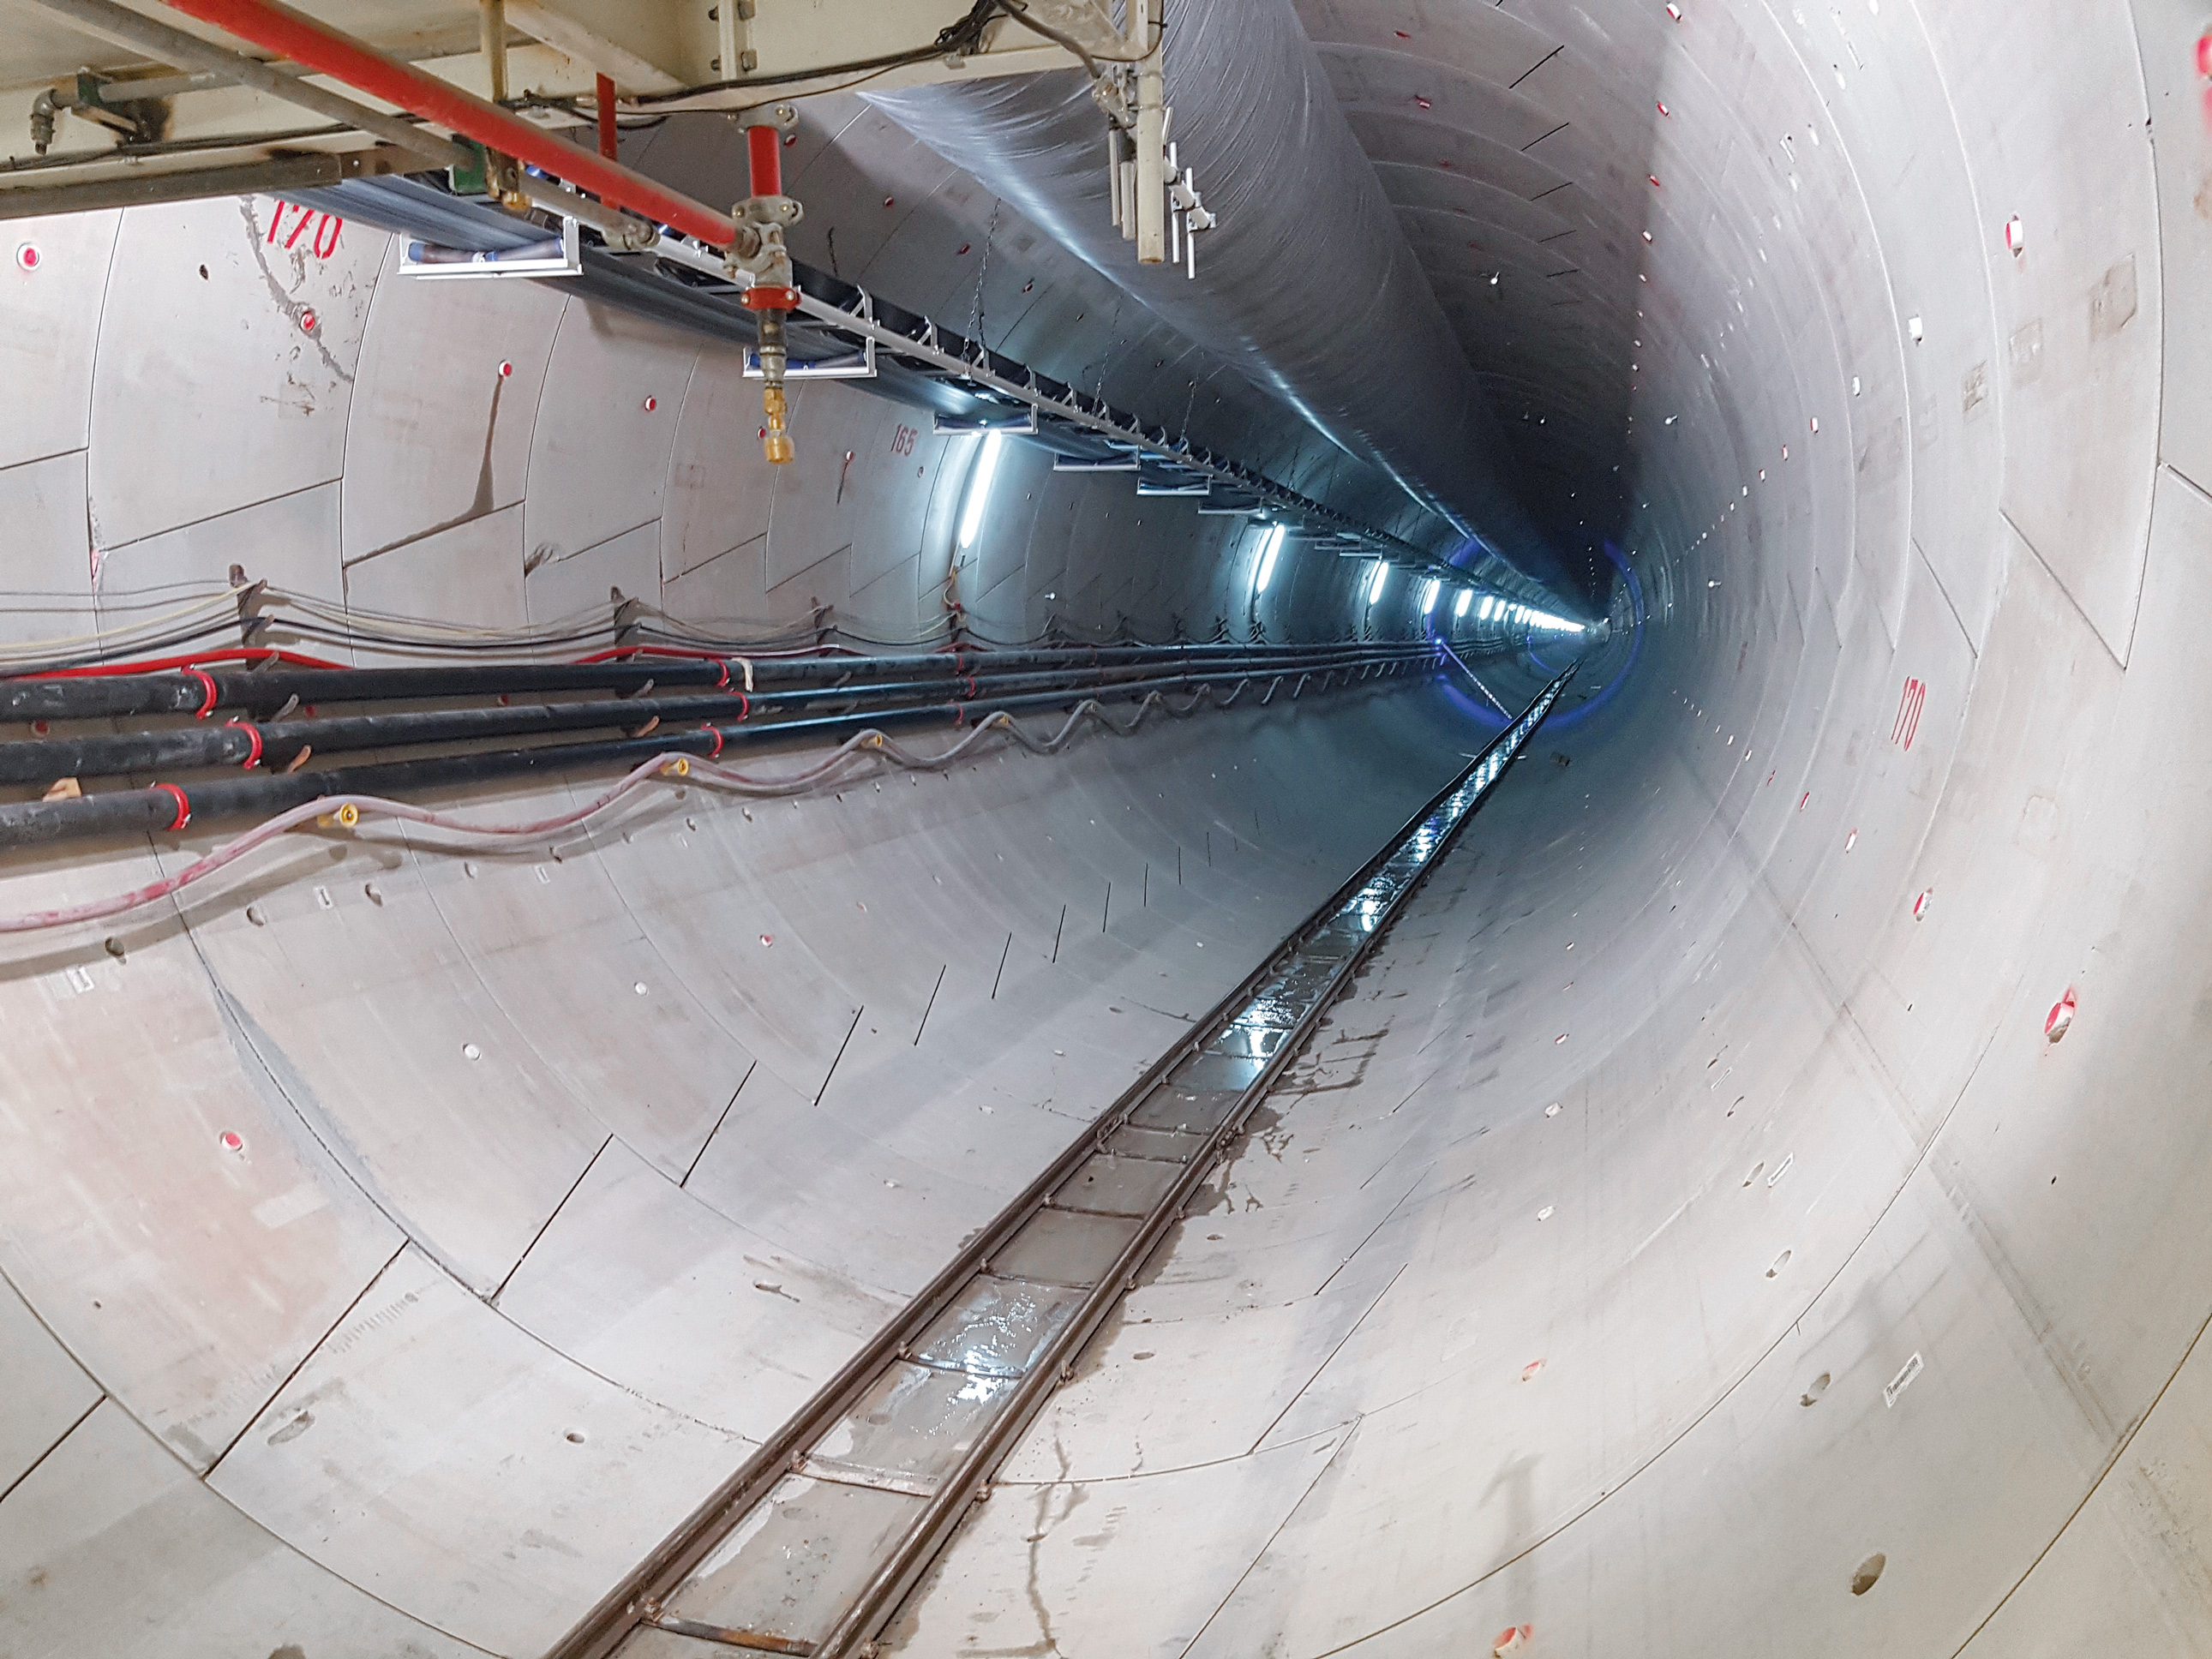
[[1254, 524, 1286, 593], [1478, 596, 1494, 620], [1366, 560, 1390, 604], [1421, 578, 1442, 614], [957, 429, 1004, 550], [1454, 589, 1472, 618]]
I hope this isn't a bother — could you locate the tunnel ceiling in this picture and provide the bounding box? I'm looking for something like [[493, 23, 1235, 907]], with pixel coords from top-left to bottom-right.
[[1294, 1, 1649, 609], [3, 0, 2210, 1655]]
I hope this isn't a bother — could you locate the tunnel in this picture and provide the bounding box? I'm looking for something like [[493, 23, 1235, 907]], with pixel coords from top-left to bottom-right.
[[0, 2, 2206, 1656]]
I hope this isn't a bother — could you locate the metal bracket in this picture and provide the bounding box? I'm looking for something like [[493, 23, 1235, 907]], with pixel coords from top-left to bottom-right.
[[404, 215, 581, 279]]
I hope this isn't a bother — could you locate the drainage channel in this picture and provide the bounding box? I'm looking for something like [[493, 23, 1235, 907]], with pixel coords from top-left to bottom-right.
[[556, 665, 1580, 1659]]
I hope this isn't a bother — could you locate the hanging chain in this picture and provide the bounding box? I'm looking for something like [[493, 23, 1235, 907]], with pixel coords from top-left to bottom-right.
[[966, 198, 1001, 364]]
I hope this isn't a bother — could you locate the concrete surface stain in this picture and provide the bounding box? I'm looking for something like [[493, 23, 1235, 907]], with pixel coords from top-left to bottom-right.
[[237, 200, 353, 386], [972, 1434, 1082, 1656]]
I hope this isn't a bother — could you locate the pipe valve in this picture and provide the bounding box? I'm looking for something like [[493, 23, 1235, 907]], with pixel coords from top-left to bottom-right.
[[729, 108, 804, 464]]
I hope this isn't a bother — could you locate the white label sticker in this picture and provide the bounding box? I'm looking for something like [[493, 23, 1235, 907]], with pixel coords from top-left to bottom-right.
[[1884, 1351, 1923, 1408]]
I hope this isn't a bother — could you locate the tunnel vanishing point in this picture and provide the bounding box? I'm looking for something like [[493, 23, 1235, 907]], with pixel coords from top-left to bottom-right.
[[0, 2, 2207, 1656]]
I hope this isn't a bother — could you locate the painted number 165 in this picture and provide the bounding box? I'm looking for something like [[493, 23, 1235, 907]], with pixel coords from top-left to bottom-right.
[[889, 422, 918, 456]]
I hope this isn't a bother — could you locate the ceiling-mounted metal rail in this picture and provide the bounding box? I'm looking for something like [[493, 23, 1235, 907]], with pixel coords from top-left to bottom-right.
[[638, 231, 1448, 572]]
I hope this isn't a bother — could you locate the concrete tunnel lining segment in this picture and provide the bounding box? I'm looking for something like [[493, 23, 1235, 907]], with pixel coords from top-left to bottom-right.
[[0, 0, 2207, 1654]]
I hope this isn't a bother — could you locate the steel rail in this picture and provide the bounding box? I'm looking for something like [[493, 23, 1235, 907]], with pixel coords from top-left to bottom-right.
[[633, 234, 1442, 572], [548, 662, 1578, 1659], [805, 665, 1577, 1659]]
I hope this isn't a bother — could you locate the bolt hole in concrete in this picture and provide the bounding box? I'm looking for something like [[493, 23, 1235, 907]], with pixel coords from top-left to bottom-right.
[[1850, 1553, 1886, 1595], [1766, 1249, 1792, 1278], [1801, 1372, 1831, 1406], [565, 1429, 587, 1444], [1743, 1162, 1765, 1186]]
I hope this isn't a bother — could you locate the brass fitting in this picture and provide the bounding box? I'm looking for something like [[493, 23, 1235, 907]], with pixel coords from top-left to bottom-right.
[[761, 382, 794, 465]]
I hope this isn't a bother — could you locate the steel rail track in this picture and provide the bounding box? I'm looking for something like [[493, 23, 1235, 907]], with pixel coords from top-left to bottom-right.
[[550, 663, 1580, 1659]]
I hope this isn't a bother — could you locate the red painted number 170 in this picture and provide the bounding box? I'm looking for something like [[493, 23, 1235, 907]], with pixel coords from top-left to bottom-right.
[[267, 200, 344, 259]]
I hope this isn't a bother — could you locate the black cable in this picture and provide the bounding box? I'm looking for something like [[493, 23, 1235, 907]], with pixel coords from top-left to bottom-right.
[[629, 0, 1008, 105]]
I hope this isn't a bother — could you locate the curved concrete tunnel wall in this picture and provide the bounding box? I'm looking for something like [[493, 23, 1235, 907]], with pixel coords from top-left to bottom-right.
[[2, 4, 2209, 1659], [0, 180, 1497, 1656]]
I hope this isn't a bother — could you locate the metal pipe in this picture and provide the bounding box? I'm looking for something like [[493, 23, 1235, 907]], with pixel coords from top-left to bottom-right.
[[1130, 0, 1165, 263], [22, 0, 468, 168], [477, 0, 507, 105], [513, 171, 657, 248], [155, 0, 743, 247]]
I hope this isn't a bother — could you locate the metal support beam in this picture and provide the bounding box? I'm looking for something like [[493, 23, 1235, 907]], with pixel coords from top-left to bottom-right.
[[0, 144, 411, 219], [155, 0, 743, 247], [19, 0, 468, 169]]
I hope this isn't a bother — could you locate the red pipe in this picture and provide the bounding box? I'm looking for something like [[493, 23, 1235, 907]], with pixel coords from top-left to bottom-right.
[[595, 73, 617, 161], [160, 0, 741, 248], [746, 123, 781, 198]]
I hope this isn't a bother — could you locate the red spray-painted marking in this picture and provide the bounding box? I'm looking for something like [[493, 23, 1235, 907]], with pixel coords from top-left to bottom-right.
[[266, 201, 343, 259], [1892, 676, 1926, 749]]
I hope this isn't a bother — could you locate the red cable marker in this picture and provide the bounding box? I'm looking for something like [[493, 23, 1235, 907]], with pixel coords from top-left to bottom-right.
[[2045, 988, 2077, 1042], [151, 782, 191, 832], [226, 718, 263, 769], [184, 668, 219, 717], [698, 723, 724, 758]]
